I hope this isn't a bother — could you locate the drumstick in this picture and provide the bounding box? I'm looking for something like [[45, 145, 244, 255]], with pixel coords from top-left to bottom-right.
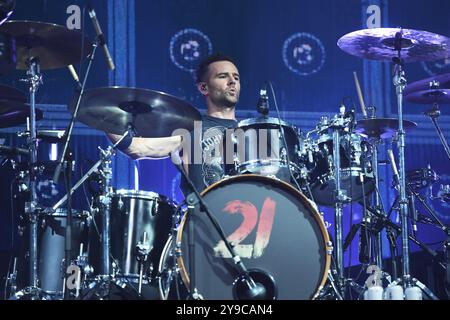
[[353, 71, 368, 118]]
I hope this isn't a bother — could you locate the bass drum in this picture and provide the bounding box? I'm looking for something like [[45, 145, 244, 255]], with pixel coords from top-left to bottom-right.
[[158, 175, 331, 300]]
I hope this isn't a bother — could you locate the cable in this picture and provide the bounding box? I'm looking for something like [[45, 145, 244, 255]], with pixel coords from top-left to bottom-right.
[[10, 175, 18, 249], [78, 5, 87, 81], [80, 158, 94, 209], [360, 174, 371, 265], [268, 82, 304, 194], [4, 255, 13, 300]]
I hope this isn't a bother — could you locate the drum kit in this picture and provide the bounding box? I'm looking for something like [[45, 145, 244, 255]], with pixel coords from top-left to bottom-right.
[[0, 15, 449, 300]]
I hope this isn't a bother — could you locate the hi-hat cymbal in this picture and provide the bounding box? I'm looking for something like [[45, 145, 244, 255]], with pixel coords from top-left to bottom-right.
[[0, 84, 26, 102], [355, 118, 417, 139], [70, 87, 201, 137], [0, 20, 92, 70], [404, 73, 450, 94], [0, 100, 43, 128], [337, 28, 450, 63], [405, 89, 450, 104]]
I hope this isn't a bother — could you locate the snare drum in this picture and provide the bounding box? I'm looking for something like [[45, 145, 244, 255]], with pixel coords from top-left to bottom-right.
[[158, 175, 331, 300], [234, 117, 302, 182]]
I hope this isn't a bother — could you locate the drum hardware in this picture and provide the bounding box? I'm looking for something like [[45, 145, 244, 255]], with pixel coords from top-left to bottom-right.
[[338, 27, 450, 298], [135, 232, 151, 295], [435, 185, 450, 203], [5, 257, 18, 298], [329, 108, 352, 296], [0, 20, 93, 299], [50, 129, 134, 300], [444, 241, 450, 299], [52, 40, 97, 300], [406, 165, 439, 192], [425, 103, 450, 160], [403, 76, 450, 160]]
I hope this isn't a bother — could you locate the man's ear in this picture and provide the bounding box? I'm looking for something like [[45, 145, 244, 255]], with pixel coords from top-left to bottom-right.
[[198, 82, 207, 95]]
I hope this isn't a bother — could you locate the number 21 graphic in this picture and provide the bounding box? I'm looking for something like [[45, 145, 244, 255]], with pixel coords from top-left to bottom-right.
[[214, 197, 276, 259]]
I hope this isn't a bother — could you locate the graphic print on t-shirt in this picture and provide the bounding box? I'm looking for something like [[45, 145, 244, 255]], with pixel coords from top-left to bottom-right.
[[202, 126, 227, 186]]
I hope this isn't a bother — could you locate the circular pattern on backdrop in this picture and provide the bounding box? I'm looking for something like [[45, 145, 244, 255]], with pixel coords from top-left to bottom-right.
[[282, 32, 326, 76], [421, 58, 450, 77], [169, 28, 213, 73]]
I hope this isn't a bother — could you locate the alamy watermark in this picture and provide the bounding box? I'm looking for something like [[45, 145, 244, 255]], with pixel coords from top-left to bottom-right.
[[171, 121, 281, 166], [66, 5, 81, 30]]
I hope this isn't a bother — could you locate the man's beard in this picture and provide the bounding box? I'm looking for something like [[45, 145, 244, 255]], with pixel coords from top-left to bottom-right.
[[216, 93, 239, 109]]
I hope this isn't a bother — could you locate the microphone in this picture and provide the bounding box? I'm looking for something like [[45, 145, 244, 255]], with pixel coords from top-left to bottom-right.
[[67, 65, 82, 91], [233, 269, 275, 300], [387, 149, 400, 189], [87, 5, 115, 70], [256, 82, 269, 115], [409, 194, 418, 237], [0, 145, 30, 156]]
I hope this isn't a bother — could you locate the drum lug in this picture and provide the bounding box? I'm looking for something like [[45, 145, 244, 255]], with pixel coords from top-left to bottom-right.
[[326, 241, 334, 255], [117, 196, 124, 210]]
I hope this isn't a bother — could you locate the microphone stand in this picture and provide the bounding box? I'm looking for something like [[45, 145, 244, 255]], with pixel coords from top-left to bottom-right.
[[174, 162, 271, 300], [52, 42, 97, 299]]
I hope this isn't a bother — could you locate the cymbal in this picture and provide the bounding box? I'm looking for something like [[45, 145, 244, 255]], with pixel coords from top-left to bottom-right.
[[0, 100, 43, 128], [404, 73, 450, 94], [0, 20, 92, 70], [337, 28, 450, 63], [0, 84, 26, 102], [70, 87, 201, 137], [405, 89, 450, 104], [355, 118, 417, 139]]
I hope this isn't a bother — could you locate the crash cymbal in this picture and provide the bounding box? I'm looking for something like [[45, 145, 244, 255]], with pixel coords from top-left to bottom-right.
[[405, 89, 450, 104], [355, 118, 417, 139], [0, 100, 43, 128], [70, 87, 201, 137], [0, 84, 26, 102], [404, 73, 450, 94], [0, 20, 92, 70], [337, 28, 450, 63]]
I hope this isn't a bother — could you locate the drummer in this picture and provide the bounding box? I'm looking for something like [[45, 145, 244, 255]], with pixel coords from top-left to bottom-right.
[[108, 53, 240, 194]]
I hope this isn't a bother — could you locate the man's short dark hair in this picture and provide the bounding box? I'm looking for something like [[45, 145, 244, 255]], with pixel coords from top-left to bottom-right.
[[195, 53, 237, 83]]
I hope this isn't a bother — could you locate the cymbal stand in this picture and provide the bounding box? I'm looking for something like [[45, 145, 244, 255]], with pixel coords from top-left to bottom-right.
[[21, 56, 43, 299], [424, 103, 450, 161], [55, 128, 133, 300], [330, 110, 351, 295], [363, 106, 388, 273], [392, 34, 427, 298]]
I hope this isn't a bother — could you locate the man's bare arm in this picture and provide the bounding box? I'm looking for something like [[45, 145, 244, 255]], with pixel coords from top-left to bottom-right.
[[107, 133, 183, 159]]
